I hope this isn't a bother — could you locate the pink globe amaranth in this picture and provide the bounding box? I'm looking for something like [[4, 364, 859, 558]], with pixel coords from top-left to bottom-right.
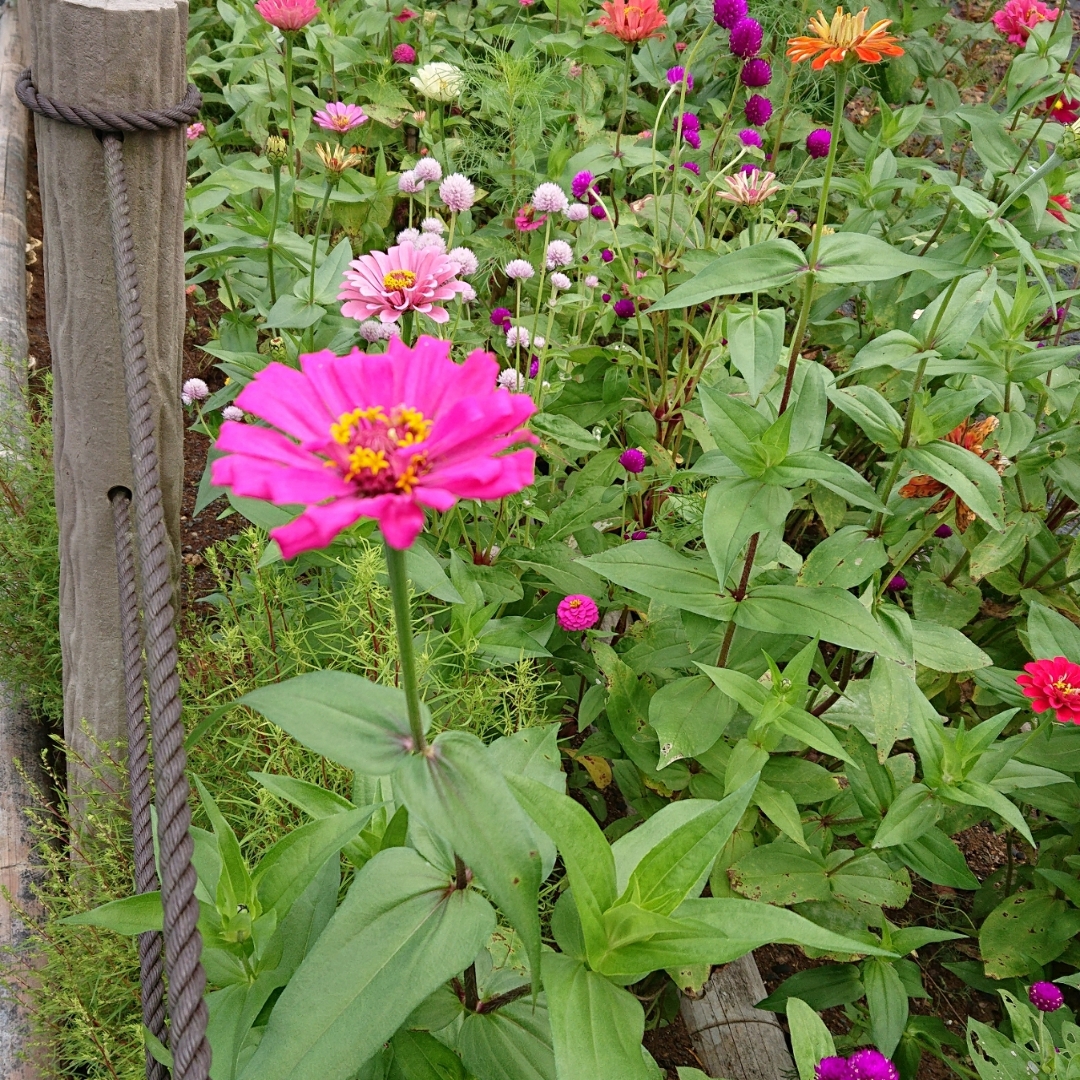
[[739, 128, 763, 148], [1029, 981, 1065, 1012], [729, 16, 763, 57], [392, 42, 417, 63], [816, 1058, 855, 1080], [935, 523, 954, 538], [255, 0, 319, 30], [741, 58, 772, 87], [211, 336, 538, 556], [557, 594, 600, 630], [620, 447, 646, 472], [888, 574, 907, 591], [806, 127, 832, 159], [848, 1049, 899, 1080], [713, 0, 747, 29], [630, 529, 649, 540], [744, 94, 772, 126], [339, 241, 466, 325]]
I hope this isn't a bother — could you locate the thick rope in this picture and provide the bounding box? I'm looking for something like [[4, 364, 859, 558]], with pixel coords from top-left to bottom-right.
[[102, 133, 211, 1080], [111, 490, 170, 1080], [15, 69, 200, 133]]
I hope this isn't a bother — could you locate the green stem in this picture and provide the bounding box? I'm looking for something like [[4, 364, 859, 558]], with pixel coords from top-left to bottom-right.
[[308, 180, 334, 305], [384, 543, 428, 754], [614, 43, 633, 158], [267, 164, 282, 305]]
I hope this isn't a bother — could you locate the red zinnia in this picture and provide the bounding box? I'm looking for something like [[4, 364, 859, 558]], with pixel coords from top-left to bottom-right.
[[1017, 657, 1080, 724], [1048, 193, 1072, 223], [1045, 95, 1080, 125]]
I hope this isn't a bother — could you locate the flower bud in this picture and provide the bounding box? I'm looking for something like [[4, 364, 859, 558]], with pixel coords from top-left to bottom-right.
[[265, 135, 289, 167]]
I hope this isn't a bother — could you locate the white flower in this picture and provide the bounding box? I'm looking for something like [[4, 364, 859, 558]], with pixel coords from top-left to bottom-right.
[[413, 157, 443, 183], [360, 320, 384, 342], [497, 368, 526, 391], [506, 326, 531, 348], [410, 62, 464, 102], [533, 335, 546, 349], [565, 202, 589, 222], [398, 170, 424, 194], [397, 227, 421, 244], [532, 182, 569, 214], [459, 283, 477, 302], [448, 246, 479, 275], [439, 173, 476, 212], [421, 216, 446, 233], [414, 232, 447, 253], [505, 259, 534, 280], [584, 274, 599, 288], [550, 272, 571, 290], [912, 308, 924, 320], [182, 377, 209, 403], [545, 240, 573, 269], [222, 405, 245, 422]]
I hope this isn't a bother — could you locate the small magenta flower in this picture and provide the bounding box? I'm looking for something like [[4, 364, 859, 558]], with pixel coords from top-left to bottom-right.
[[557, 594, 600, 630], [729, 16, 763, 57], [1030, 982, 1065, 1012], [675, 40, 687, 51], [505, 259, 535, 281], [515, 204, 548, 231], [683, 161, 700, 175], [713, 0, 747, 29], [572, 170, 594, 199], [591, 204, 607, 219], [673, 111, 699, 135], [684, 129, 701, 149], [667, 66, 694, 90], [566, 203, 589, 221], [255, 0, 319, 30], [439, 173, 476, 212], [631, 529, 648, 540], [532, 182, 570, 214], [935, 523, 954, 538], [490, 307, 512, 329], [314, 102, 368, 133], [392, 42, 417, 63], [601, 292, 612, 302], [601, 249, 614, 263], [744, 94, 773, 126], [620, 448, 646, 473], [222, 405, 245, 422], [613, 298, 635, 318], [546, 240, 574, 269], [529, 356, 540, 377], [887, 574, 907, 591], [848, 1050, 898, 1080], [186, 122, 206, 141], [741, 58, 772, 87], [806, 128, 832, 158], [816, 1058, 855, 1080], [739, 128, 763, 147]]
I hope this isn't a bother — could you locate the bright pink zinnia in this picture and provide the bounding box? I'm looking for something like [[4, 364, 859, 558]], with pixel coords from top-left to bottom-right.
[[557, 595, 599, 631], [339, 241, 467, 325], [314, 102, 367, 133], [991, 0, 1058, 45], [255, 0, 319, 30], [1017, 656, 1080, 724], [211, 336, 538, 555]]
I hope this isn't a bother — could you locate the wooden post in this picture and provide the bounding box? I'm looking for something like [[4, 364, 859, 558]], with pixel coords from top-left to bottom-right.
[[680, 954, 796, 1080], [25, 0, 188, 791], [0, 3, 45, 1077]]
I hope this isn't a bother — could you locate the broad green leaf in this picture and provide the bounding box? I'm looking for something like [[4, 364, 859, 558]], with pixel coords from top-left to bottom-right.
[[195, 776, 252, 917], [798, 528, 888, 589], [941, 780, 1033, 846], [869, 656, 929, 760], [729, 842, 830, 905], [459, 999, 555, 1080], [388, 1030, 466, 1080], [913, 269, 997, 359], [726, 305, 785, 400], [703, 479, 792, 585], [649, 239, 806, 311], [979, 890, 1080, 979], [239, 848, 494, 1080], [757, 965, 864, 1012], [1027, 604, 1080, 664], [864, 958, 908, 1056], [396, 732, 543, 985], [911, 573, 982, 630], [754, 781, 809, 848], [736, 585, 893, 655], [63, 891, 163, 934], [488, 724, 564, 792], [827, 386, 904, 452], [873, 784, 940, 848], [698, 388, 771, 476], [969, 516, 1036, 581], [788, 997, 836, 1080], [252, 772, 358, 818], [763, 452, 886, 512], [904, 444, 1004, 531], [542, 952, 653, 1080], [649, 675, 736, 766], [814, 233, 936, 284], [581, 541, 734, 621], [695, 665, 769, 715], [774, 709, 856, 766], [827, 851, 910, 908], [910, 620, 992, 672], [611, 799, 720, 893], [896, 828, 979, 890], [239, 670, 423, 774]]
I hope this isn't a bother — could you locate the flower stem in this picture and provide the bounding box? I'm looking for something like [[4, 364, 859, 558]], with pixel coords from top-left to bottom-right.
[[614, 43, 633, 158], [308, 180, 334, 305], [384, 543, 428, 754], [267, 164, 282, 305]]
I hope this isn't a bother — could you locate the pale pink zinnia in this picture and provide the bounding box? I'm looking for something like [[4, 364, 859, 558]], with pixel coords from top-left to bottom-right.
[[339, 241, 467, 325], [186, 122, 206, 141], [313, 102, 368, 133], [991, 0, 1059, 44], [211, 336, 538, 555], [255, 0, 319, 30], [718, 168, 781, 206]]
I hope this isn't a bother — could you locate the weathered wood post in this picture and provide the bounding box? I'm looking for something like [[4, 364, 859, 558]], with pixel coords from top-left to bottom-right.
[[0, 2, 45, 1076], [25, 0, 188, 793]]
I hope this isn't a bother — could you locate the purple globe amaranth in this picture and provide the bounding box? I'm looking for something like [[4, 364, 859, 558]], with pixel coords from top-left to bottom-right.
[[685, 129, 701, 149], [571, 170, 594, 199], [667, 65, 694, 90], [713, 0, 747, 29], [683, 160, 701, 175], [613, 298, 636, 318], [848, 1050, 899, 1080], [490, 307, 512, 329], [888, 574, 908, 591], [739, 128, 763, 147], [620, 447, 647, 473], [744, 94, 773, 126], [591, 203, 607, 219], [601, 248, 615, 262], [729, 16, 763, 57], [601, 292, 612, 302], [816, 1058, 855, 1080], [673, 110, 700, 134], [935, 523, 954, 538], [1030, 982, 1065, 1012], [631, 529, 649, 540], [529, 356, 540, 377], [806, 128, 832, 159], [741, 58, 772, 87]]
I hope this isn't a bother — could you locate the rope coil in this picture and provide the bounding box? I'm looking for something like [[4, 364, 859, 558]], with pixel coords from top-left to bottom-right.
[[19, 70, 211, 1080]]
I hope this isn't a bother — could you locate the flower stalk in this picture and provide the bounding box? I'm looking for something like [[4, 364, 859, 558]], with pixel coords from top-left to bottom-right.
[[384, 543, 428, 753]]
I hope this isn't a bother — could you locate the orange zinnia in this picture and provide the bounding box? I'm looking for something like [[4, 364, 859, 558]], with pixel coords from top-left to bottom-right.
[[594, 0, 667, 43], [899, 416, 1005, 532], [787, 6, 903, 69]]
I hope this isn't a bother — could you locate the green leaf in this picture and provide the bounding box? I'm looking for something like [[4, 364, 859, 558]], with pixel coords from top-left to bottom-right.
[[736, 585, 893, 655], [774, 708, 856, 767], [265, 294, 326, 329], [757, 965, 864, 1012], [726, 305, 786, 400], [63, 891, 163, 934], [942, 780, 1033, 846], [873, 784, 940, 849], [406, 545, 465, 604], [459, 999, 555, 1080], [239, 670, 423, 774], [729, 842, 830, 905], [488, 724, 564, 792], [904, 444, 1004, 531], [541, 952, 653, 1080], [827, 387, 904, 452], [910, 620, 992, 672], [698, 387, 771, 476], [869, 656, 929, 761], [1027, 604, 1080, 664], [388, 1029, 466, 1080], [649, 240, 806, 311], [896, 828, 979, 890], [649, 675, 736, 767], [703, 479, 792, 585], [754, 781, 809, 848], [828, 851, 910, 908], [239, 848, 495, 1080], [911, 573, 982, 630], [913, 269, 997, 359], [763, 452, 886, 512], [979, 890, 1080, 979], [787, 997, 836, 1080], [798, 528, 888, 589], [581, 541, 734, 621], [814, 234, 935, 284], [396, 732, 543, 987], [864, 958, 909, 1056]]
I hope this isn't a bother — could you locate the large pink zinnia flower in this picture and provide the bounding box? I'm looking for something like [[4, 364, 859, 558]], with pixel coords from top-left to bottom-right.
[[211, 336, 537, 555], [1017, 656, 1080, 724], [255, 0, 319, 30], [339, 242, 466, 325], [991, 0, 1058, 45], [313, 102, 367, 133]]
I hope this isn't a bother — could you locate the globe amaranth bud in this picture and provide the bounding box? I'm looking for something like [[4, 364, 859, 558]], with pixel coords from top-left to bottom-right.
[[1058, 120, 1080, 161], [265, 135, 289, 167]]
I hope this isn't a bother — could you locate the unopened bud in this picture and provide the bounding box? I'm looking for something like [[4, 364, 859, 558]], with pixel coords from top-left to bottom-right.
[[265, 135, 289, 167], [1058, 122, 1080, 161]]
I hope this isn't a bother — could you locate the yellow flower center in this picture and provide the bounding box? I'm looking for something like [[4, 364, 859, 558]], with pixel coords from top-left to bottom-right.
[[345, 447, 390, 481], [568, 598, 582, 609], [383, 269, 417, 291], [1053, 678, 1080, 697], [328, 405, 433, 494]]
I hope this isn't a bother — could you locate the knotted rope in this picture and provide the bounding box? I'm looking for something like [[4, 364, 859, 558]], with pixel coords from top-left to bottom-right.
[[17, 70, 210, 1080]]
